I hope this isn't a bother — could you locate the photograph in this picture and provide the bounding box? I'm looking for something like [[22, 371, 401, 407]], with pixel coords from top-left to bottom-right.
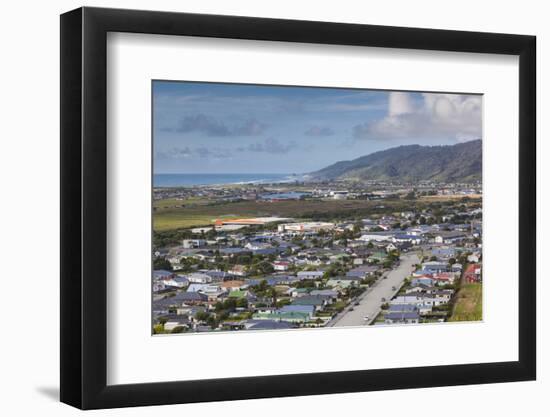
[[151, 81, 483, 334]]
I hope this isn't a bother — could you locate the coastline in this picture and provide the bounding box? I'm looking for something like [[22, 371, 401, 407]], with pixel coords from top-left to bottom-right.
[[153, 173, 302, 188]]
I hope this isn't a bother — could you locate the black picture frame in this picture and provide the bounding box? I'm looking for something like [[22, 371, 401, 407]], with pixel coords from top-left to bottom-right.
[[60, 6, 536, 410]]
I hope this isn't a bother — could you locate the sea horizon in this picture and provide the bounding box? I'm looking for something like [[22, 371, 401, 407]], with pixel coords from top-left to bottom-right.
[[153, 173, 299, 187]]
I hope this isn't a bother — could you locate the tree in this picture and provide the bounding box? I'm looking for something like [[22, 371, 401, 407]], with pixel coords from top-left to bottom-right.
[[153, 256, 172, 271], [353, 221, 363, 235], [249, 261, 274, 276], [170, 326, 185, 334], [383, 260, 394, 268], [206, 316, 218, 329], [269, 287, 277, 307], [153, 324, 165, 334], [195, 311, 210, 322], [387, 250, 400, 261], [236, 298, 249, 309]]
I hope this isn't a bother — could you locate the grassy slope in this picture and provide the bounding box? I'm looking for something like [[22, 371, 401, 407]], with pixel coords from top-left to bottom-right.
[[449, 283, 483, 322], [311, 140, 482, 183]]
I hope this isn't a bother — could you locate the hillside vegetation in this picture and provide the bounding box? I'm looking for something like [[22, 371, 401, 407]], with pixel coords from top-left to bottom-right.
[[309, 140, 481, 183]]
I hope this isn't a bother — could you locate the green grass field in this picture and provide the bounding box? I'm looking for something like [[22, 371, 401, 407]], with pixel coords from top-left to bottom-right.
[[153, 197, 211, 209], [152, 194, 482, 232], [449, 283, 482, 322], [153, 198, 408, 231], [153, 213, 217, 231]]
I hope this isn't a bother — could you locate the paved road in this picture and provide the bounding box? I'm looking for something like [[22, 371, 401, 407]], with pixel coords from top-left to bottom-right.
[[328, 252, 420, 327]]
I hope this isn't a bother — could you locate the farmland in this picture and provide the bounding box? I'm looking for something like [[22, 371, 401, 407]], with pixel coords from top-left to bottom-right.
[[155, 198, 412, 231]]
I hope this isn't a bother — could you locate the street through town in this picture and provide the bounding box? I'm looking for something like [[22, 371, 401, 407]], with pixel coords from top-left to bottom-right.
[[327, 252, 420, 327]]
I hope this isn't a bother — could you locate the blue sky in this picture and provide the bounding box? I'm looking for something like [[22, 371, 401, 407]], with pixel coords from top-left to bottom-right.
[[153, 81, 482, 174]]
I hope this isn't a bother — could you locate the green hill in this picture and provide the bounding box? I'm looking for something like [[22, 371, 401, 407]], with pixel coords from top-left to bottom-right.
[[309, 140, 481, 183]]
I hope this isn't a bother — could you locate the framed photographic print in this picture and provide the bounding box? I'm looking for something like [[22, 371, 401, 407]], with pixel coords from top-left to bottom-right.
[[60, 6, 536, 410]]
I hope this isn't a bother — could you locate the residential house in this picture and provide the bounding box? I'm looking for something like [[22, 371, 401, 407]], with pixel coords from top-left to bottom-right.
[[422, 261, 449, 273], [327, 277, 358, 289], [396, 241, 413, 252], [359, 233, 393, 242], [163, 275, 189, 288], [155, 291, 209, 307], [291, 295, 332, 311], [242, 319, 295, 330], [464, 263, 482, 283], [228, 265, 248, 277], [434, 231, 467, 244], [391, 292, 449, 307], [388, 304, 418, 314], [346, 265, 380, 279], [201, 286, 228, 302], [272, 261, 290, 271], [186, 272, 213, 284], [162, 315, 191, 332], [390, 294, 426, 305], [252, 311, 310, 323], [432, 272, 456, 286], [368, 251, 388, 263], [468, 253, 481, 263], [289, 287, 311, 298], [309, 289, 339, 300], [405, 284, 437, 294], [153, 269, 174, 280], [431, 247, 456, 259], [182, 239, 207, 249], [416, 303, 433, 315], [266, 276, 301, 286], [410, 276, 436, 287], [384, 311, 420, 324], [278, 304, 315, 318], [201, 270, 234, 281], [297, 271, 324, 280], [393, 234, 423, 245], [186, 283, 211, 293]]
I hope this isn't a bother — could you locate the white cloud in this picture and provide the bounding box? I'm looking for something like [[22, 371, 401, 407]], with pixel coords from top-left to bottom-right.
[[353, 92, 482, 142], [388, 91, 414, 116], [156, 146, 234, 160], [241, 138, 298, 154]]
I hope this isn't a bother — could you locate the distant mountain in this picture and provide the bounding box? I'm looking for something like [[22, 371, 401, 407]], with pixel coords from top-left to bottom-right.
[[309, 140, 481, 183]]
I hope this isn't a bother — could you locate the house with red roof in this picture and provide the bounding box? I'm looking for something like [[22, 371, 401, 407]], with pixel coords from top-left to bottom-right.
[[464, 263, 482, 283]]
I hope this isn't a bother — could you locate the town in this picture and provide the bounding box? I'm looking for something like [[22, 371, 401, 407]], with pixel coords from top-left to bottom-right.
[[152, 180, 482, 334]]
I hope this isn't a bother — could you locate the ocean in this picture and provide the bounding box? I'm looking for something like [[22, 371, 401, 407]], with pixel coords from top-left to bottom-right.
[[153, 173, 296, 187]]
